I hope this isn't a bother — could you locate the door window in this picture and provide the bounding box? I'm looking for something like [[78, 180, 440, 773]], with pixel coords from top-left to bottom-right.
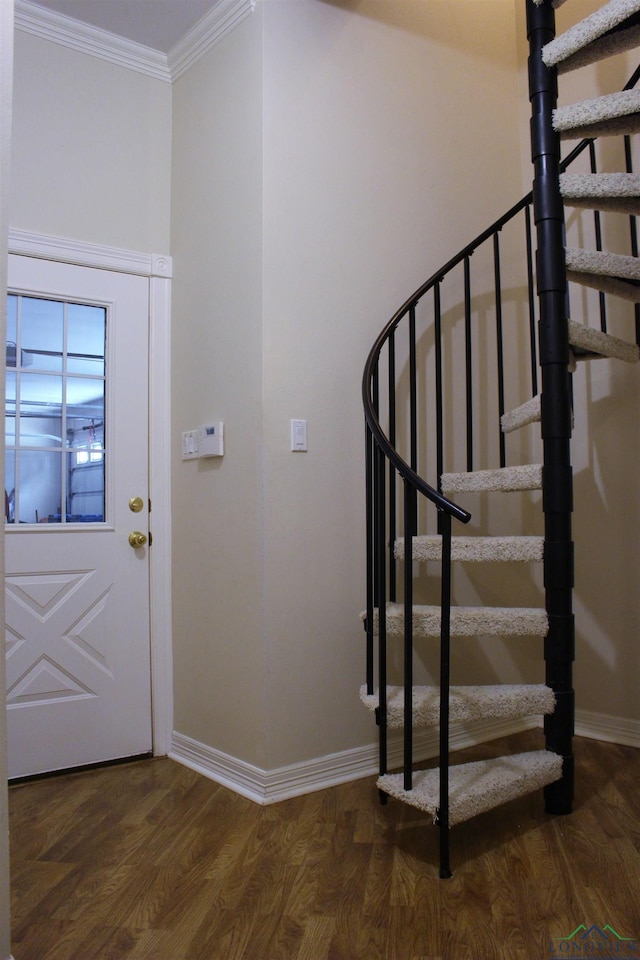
[[5, 294, 107, 524]]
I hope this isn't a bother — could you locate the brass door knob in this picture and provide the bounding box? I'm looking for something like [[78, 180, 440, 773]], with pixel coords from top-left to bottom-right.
[[129, 497, 145, 513], [128, 530, 148, 548]]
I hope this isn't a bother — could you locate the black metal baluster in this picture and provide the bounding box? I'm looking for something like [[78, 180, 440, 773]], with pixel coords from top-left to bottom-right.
[[438, 510, 452, 879], [409, 305, 418, 535], [403, 481, 414, 792], [375, 440, 388, 784], [365, 421, 374, 696], [435, 283, 444, 490], [494, 232, 506, 468], [388, 331, 397, 602], [525, 204, 539, 397], [404, 299, 419, 790], [589, 141, 607, 333], [372, 367, 380, 614], [409, 306, 417, 473], [464, 257, 473, 473]]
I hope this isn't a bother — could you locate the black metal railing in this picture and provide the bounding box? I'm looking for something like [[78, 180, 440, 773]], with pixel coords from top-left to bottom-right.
[[362, 45, 640, 876], [363, 189, 539, 879]]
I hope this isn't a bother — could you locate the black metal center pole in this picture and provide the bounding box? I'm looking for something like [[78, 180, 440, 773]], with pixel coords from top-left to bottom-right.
[[438, 510, 453, 878], [527, 0, 575, 815]]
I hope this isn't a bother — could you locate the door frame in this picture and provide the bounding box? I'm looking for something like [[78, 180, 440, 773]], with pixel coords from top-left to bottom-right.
[[7, 228, 173, 757]]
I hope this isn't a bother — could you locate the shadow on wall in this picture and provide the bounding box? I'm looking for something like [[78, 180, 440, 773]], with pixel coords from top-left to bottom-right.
[[316, 0, 515, 62], [572, 359, 640, 718]]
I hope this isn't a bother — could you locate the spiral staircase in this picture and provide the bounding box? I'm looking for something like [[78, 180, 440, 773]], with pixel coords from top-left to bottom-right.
[[361, 0, 640, 877]]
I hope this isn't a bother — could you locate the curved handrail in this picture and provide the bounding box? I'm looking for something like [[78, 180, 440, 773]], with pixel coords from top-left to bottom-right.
[[362, 62, 640, 523], [362, 190, 535, 525]]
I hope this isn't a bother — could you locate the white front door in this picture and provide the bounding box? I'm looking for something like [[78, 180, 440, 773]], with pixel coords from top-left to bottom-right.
[[5, 255, 152, 778]]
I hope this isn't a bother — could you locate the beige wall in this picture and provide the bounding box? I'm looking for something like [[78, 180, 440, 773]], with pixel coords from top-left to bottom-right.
[[10, 31, 172, 253], [260, 0, 524, 767], [170, 0, 525, 771], [170, 8, 267, 765]]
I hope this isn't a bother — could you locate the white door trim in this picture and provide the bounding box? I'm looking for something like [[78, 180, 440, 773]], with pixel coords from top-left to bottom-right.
[[8, 228, 172, 279], [7, 228, 173, 757]]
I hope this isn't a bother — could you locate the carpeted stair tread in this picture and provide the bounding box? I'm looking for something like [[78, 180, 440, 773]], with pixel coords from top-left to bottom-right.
[[565, 248, 640, 303], [568, 318, 640, 361], [377, 750, 563, 826], [394, 534, 544, 563], [567, 270, 640, 303], [542, 0, 640, 74], [560, 172, 640, 213], [553, 90, 640, 139], [374, 603, 549, 639], [360, 683, 555, 727], [501, 394, 541, 433], [442, 463, 543, 493], [567, 246, 640, 281]]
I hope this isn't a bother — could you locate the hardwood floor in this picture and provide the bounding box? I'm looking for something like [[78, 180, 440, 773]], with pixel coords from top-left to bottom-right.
[[9, 730, 640, 959]]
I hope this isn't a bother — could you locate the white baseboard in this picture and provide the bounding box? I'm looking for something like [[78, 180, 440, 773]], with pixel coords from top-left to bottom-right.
[[575, 709, 640, 747], [171, 711, 639, 804], [170, 715, 539, 805], [169, 732, 268, 803]]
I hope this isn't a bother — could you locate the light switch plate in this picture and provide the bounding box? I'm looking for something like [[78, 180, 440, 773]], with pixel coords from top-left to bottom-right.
[[291, 419, 308, 451], [182, 430, 199, 460]]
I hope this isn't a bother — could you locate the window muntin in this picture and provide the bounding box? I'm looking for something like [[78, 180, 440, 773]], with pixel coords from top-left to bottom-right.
[[5, 294, 107, 525]]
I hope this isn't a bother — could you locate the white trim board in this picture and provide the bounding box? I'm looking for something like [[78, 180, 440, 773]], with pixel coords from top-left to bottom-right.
[[14, 0, 170, 82], [14, 0, 256, 83], [575, 709, 640, 747], [171, 710, 640, 805], [170, 716, 541, 806], [9, 229, 172, 278], [168, 0, 256, 81], [7, 229, 174, 758]]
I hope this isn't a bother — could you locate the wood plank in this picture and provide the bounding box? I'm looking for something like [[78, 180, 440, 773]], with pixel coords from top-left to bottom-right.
[[9, 732, 640, 960]]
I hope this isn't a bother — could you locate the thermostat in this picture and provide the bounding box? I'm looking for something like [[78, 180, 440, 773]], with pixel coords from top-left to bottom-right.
[[198, 422, 224, 457]]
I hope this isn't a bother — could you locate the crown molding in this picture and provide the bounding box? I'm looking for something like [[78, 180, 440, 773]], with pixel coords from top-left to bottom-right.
[[168, 0, 256, 81], [14, 0, 256, 84], [14, 0, 172, 82]]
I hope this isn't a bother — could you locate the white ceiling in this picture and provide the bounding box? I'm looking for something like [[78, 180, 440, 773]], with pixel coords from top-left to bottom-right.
[[22, 0, 222, 54]]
